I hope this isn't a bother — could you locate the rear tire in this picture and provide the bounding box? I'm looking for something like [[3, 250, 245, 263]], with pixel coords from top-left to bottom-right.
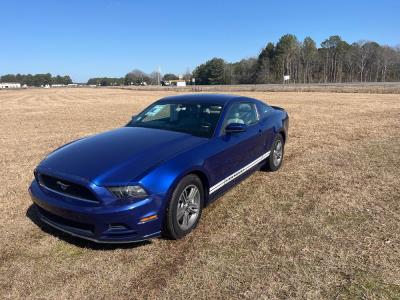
[[264, 133, 284, 172], [164, 174, 204, 239]]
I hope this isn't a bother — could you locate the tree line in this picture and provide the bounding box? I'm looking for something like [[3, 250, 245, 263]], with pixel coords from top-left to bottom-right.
[[193, 34, 400, 84], [86, 70, 191, 86], [87, 69, 156, 86], [0, 73, 72, 86], [88, 35, 400, 86]]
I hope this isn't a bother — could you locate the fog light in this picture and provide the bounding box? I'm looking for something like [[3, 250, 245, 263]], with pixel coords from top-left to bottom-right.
[[139, 214, 158, 224]]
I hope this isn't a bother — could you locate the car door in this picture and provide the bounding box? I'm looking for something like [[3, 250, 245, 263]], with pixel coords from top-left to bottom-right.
[[205, 101, 265, 193]]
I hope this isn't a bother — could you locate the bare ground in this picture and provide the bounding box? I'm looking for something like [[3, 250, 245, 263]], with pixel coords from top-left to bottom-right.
[[0, 88, 399, 299]]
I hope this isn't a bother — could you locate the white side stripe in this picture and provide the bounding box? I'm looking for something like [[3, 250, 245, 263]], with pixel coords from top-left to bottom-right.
[[209, 151, 270, 194]]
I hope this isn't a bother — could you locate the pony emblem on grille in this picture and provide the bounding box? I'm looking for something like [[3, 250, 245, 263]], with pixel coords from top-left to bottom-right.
[[56, 181, 70, 191]]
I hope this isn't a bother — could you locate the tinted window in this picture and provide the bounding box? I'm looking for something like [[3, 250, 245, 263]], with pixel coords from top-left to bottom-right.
[[129, 102, 223, 138], [258, 102, 273, 118], [223, 102, 259, 127]]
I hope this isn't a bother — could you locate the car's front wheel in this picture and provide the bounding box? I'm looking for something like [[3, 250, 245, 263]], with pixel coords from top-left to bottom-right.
[[164, 174, 204, 239]]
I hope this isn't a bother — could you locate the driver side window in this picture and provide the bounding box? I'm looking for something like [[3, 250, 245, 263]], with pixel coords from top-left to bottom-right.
[[224, 102, 259, 128]]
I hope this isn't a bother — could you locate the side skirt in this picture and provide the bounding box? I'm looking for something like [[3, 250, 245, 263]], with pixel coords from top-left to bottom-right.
[[206, 159, 267, 206], [209, 151, 270, 195]]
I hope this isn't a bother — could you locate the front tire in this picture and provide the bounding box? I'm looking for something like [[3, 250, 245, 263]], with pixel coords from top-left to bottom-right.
[[264, 133, 284, 171], [164, 174, 204, 239]]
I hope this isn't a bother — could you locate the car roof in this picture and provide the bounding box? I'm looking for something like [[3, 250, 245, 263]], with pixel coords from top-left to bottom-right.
[[157, 93, 254, 106]]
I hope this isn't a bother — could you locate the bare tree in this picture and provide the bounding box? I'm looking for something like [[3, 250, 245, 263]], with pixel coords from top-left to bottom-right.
[[275, 34, 300, 83], [301, 37, 317, 83]]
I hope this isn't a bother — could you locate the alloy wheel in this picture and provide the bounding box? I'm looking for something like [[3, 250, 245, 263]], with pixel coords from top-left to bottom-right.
[[273, 140, 283, 167], [176, 184, 201, 231]]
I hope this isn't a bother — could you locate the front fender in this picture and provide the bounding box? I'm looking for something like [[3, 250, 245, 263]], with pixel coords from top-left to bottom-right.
[[139, 152, 210, 209]]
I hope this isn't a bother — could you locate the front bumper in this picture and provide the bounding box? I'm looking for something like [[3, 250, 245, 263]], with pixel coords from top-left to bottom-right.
[[29, 180, 163, 243]]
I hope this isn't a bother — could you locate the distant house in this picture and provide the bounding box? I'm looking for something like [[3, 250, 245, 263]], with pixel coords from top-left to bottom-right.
[[0, 82, 21, 89], [161, 80, 187, 87]]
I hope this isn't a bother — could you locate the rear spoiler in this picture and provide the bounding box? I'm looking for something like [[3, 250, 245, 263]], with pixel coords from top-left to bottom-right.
[[271, 105, 285, 111]]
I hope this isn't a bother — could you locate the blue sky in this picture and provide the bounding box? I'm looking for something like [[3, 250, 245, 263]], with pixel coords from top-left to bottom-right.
[[1, 0, 399, 82]]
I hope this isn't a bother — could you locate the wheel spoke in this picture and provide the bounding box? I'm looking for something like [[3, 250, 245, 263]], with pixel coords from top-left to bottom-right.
[[183, 211, 190, 228], [188, 187, 196, 201], [183, 189, 189, 201], [180, 189, 187, 202], [177, 205, 185, 221]]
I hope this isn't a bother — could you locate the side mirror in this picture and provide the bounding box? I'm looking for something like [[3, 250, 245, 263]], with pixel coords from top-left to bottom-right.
[[225, 123, 247, 134], [126, 115, 137, 126]]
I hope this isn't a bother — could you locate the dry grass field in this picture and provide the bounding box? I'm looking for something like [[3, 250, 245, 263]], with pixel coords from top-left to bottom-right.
[[120, 82, 400, 94], [0, 88, 399, 299]]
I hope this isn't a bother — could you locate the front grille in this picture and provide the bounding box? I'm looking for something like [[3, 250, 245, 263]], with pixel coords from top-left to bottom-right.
[[37, 173, 99, 203]]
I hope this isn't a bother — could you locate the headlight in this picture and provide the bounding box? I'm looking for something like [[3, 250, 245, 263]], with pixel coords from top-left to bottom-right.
[[108, 185, 148, 199]]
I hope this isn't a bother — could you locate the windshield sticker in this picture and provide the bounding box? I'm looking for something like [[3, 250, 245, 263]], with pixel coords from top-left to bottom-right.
[[146, 105, 164, 116]]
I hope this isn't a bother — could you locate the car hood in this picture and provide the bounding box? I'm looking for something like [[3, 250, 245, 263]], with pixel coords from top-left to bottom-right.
[[38, 127, 207, 186]]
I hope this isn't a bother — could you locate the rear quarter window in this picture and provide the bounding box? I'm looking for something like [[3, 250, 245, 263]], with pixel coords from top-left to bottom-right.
[[258, 102, 273, 118]]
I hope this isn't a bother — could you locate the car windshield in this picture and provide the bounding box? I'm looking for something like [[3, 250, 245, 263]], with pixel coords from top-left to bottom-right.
[[128, 102, 224, 138]]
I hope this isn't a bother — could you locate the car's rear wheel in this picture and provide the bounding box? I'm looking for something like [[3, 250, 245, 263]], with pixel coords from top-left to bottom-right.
[[164, 174, 204, 239], [264, 133, 284, 171]]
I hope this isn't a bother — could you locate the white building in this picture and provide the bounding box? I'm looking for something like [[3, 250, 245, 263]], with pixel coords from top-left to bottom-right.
[[0, 82, 21, 89]]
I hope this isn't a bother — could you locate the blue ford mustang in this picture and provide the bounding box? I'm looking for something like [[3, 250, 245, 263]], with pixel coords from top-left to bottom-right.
[[29, 94, 289, 243]]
